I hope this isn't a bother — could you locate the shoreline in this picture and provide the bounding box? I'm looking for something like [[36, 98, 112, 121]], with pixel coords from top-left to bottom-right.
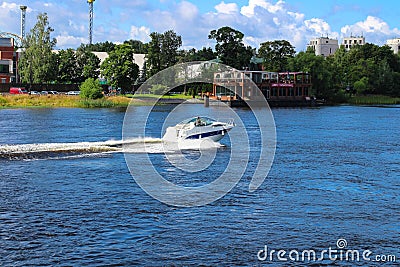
[[0, 94, 399, 109]]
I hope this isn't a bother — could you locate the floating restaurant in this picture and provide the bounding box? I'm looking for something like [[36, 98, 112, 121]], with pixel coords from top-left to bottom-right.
[[212, 70, 314, 107]]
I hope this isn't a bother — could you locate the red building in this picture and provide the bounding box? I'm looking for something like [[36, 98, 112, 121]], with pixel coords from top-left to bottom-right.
[[0, 38, 17, 83], [213, 70, 314, 106]]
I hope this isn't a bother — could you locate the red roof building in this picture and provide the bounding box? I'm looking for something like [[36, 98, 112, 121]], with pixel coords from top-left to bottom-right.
[[0, 38, 17, 83]]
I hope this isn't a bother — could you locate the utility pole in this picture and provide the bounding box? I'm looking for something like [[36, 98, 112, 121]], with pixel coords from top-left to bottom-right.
[[88, 0, 95, 45]]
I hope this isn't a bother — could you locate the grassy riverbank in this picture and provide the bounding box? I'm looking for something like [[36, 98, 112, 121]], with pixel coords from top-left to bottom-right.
[[346, 95, 400, 105], [1, 93, 399, 108], [130, 93, 194, 99], [0, 95, 133, 108], [0, 93, 199, 109]]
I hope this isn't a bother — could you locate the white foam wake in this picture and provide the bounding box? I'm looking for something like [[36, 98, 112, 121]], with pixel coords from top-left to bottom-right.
[[0, 138, 162, 158], [0, 137, 225, 160]]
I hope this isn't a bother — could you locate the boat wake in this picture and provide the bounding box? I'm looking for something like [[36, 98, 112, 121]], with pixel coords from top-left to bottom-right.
[[0, 138, 159, 161], [0, 137, 225, 161]]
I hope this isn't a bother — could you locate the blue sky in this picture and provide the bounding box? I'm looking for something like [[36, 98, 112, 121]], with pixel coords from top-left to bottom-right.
[[1, 0, 399, 51]]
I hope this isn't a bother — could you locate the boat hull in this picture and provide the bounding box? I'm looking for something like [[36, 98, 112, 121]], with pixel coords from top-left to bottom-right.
[[163, 125, 233, 143], [184, 127, 232, 142], [162, 117, 234, 144]]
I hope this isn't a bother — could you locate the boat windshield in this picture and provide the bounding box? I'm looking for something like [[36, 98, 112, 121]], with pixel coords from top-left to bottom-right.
[[179, 117, 215, 127]]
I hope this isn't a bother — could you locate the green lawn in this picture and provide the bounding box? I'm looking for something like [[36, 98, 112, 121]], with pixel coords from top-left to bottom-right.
[[347, 95, 400, 105], [0, 95, 135, 108], [130, 93, 194, 99]]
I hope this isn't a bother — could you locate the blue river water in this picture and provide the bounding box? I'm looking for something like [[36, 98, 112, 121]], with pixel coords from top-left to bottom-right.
[[0, 105, 399, 266]]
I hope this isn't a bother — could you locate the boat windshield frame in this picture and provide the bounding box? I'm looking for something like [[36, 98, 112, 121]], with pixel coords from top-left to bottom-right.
[[178, 117, 216, 127]]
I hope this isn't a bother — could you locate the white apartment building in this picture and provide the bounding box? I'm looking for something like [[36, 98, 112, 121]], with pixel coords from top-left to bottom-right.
[[342, 36, 365, 50], [386, 38, 400, 54], [307, 37, 339, 57]]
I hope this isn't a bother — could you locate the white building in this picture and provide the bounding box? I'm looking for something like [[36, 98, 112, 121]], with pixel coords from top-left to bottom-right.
[[342, 36, 365, 51], [307, 37, 339, 57], [92, 52, 146, 70], [386, 38, 400, 54]]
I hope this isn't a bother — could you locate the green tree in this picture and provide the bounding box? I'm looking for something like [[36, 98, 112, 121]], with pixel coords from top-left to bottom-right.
[[19, 13, 57, 84], [76, 47, 100, 83], [258, 40, 296, 72], [389, 72, 400, 96], [100, 43, 139, 94], [146, 30, 182, 77], [354, 77, 369, 95], [288, 51, 334, 99], [80, 78, 103, 99], [178, 47, 216, 63], [146, 32, 162, 77], [86, 41, 116, 52], [123, 39, 148, 54], [342, 43, 400, 95], [208, 26, 253, 70], [56, 49, 77, 83], [134, 62, 147, 90]]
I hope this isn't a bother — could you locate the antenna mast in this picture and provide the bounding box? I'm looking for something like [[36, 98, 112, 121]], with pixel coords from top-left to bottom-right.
[[20, 5, 27, 40], [88, 0, 95, 45]]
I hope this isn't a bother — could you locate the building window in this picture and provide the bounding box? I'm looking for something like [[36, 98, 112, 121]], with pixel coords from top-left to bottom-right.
[[295, 87, 303, 96], [279, 87, 286, 97], [289, 87, 294, 96], [0, 64, 9, 73], [1, 78, 6, 83], [272, 87, 277, 97], [344, 40, 347, 44]]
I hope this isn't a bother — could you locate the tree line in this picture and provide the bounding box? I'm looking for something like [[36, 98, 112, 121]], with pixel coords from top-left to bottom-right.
[[18, 13, 400, 99]]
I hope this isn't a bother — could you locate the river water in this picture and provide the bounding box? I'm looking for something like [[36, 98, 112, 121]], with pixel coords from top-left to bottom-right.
[[0, 105, 399, 266]]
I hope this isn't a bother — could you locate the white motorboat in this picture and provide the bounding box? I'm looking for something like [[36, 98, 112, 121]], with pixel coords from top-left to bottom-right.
[[162, 117, 235, 143]]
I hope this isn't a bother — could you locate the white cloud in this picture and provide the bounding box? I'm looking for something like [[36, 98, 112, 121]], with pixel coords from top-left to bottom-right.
[[0, 2, 20, 34], [0, 2, 18, 10], [304, 18, 332, 36], [288, 11, 304, 22], [215, 1, 239, 14], [56, 34, 87, 48], [1, 0, 398, 52], [203, 0, 337, 50], [341, 16, 400, 45], [130, 26, 151, 43], [177, 1, 199, 20], [241, 0, 284, 17], [342, 16, 392, 35]]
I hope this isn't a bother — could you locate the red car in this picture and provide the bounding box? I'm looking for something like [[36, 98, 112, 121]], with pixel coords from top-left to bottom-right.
[[10, 87, 28, 94]]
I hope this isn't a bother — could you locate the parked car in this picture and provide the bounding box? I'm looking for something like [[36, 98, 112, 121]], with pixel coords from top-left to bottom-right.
[[30, 91, 40, 95], [10, 87, 28, 94], [48, 91, 58, 95], [40, 91, 49, 95], [66, 91, 80, 95]]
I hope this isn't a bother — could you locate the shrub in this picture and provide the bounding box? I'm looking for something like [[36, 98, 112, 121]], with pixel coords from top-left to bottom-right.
[[0, 95, 8, 106], [80, 78, 104, 99], [354, 77, 369, 95]]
